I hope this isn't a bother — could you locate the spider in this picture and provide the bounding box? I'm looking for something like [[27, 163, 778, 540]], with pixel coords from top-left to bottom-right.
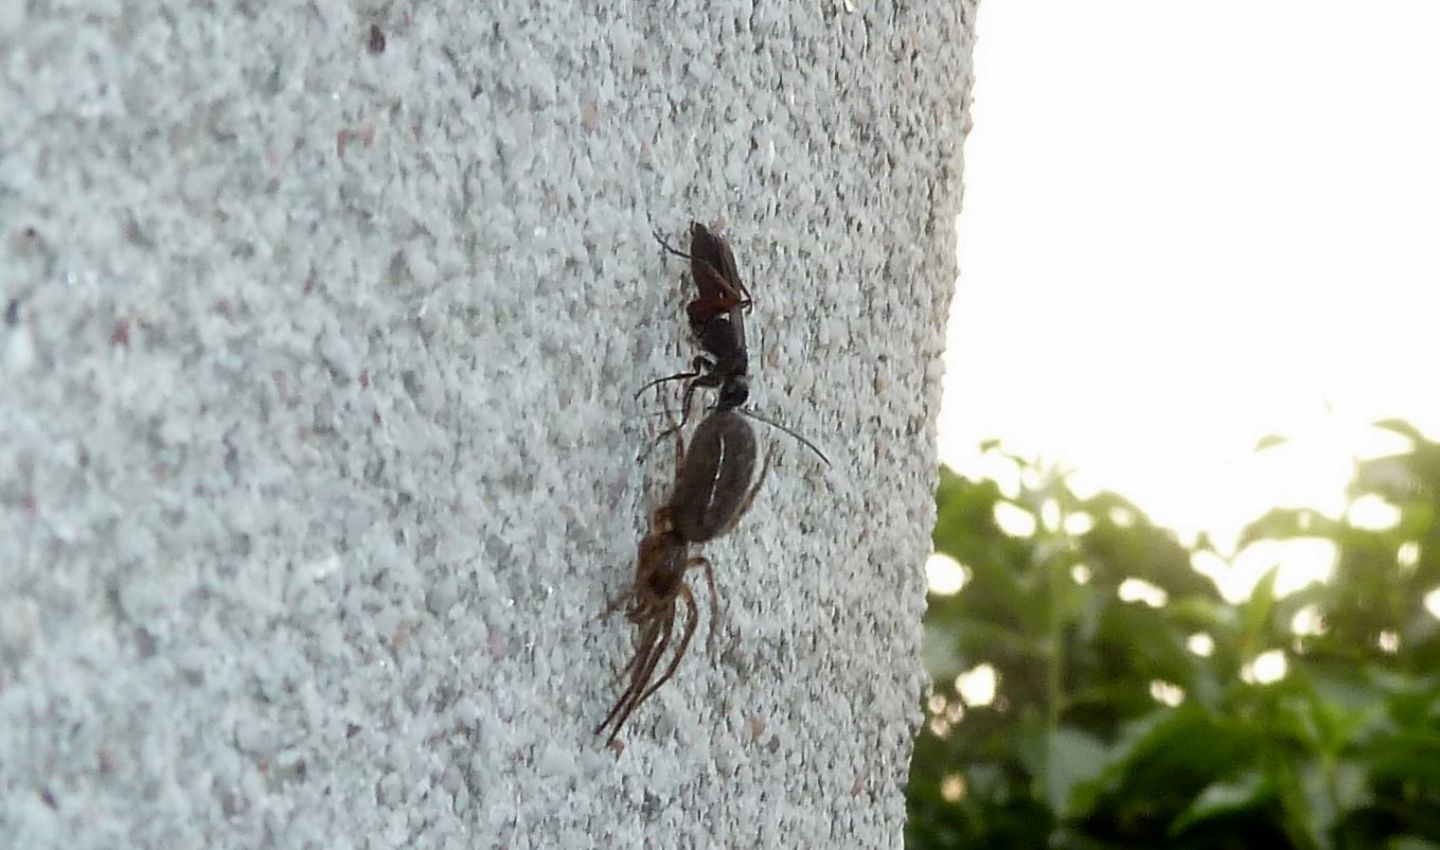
[[596, 408, 775, 745]]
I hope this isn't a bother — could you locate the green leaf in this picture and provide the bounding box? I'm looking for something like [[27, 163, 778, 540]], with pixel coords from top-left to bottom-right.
[[1238, 508, 1340, 547], [1046, 727, 1111, 817], [1171, 770, 1268, 834], [1241, 565, 1281, 646], [1372, 418, 1428, 445], [1255, 433, 1292, 451]]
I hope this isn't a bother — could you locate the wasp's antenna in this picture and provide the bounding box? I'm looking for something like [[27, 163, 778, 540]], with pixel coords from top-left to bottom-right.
[[737, 406, 831, 467]]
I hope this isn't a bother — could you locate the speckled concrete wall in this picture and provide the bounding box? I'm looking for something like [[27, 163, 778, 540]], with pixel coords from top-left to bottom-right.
[[0, 2, 974, 847]]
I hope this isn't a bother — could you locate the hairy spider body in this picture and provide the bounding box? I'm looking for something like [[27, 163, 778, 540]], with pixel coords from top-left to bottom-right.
[[668, 408, 759, 540], [596, 409, 773, 745]]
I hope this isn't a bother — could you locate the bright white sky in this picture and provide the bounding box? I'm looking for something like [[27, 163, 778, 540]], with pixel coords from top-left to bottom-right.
[[938, 1, 1440, 599]]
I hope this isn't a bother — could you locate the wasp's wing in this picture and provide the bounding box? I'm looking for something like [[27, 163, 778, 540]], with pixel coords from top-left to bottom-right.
[[688, 222, 749, 351], [688, 222, 746, 300]]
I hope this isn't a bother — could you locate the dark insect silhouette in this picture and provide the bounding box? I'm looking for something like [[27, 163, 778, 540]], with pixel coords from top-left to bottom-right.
[[641, 221, 751, 419], [642, 221, 831, 465], [596, 408, 774, 745]]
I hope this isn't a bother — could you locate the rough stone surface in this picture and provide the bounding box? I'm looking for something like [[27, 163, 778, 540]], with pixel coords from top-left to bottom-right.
[[0, 2, 975, 847]]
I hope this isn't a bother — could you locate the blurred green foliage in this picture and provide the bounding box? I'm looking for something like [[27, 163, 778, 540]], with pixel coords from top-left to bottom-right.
[[907, 423, 1440, 850]]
